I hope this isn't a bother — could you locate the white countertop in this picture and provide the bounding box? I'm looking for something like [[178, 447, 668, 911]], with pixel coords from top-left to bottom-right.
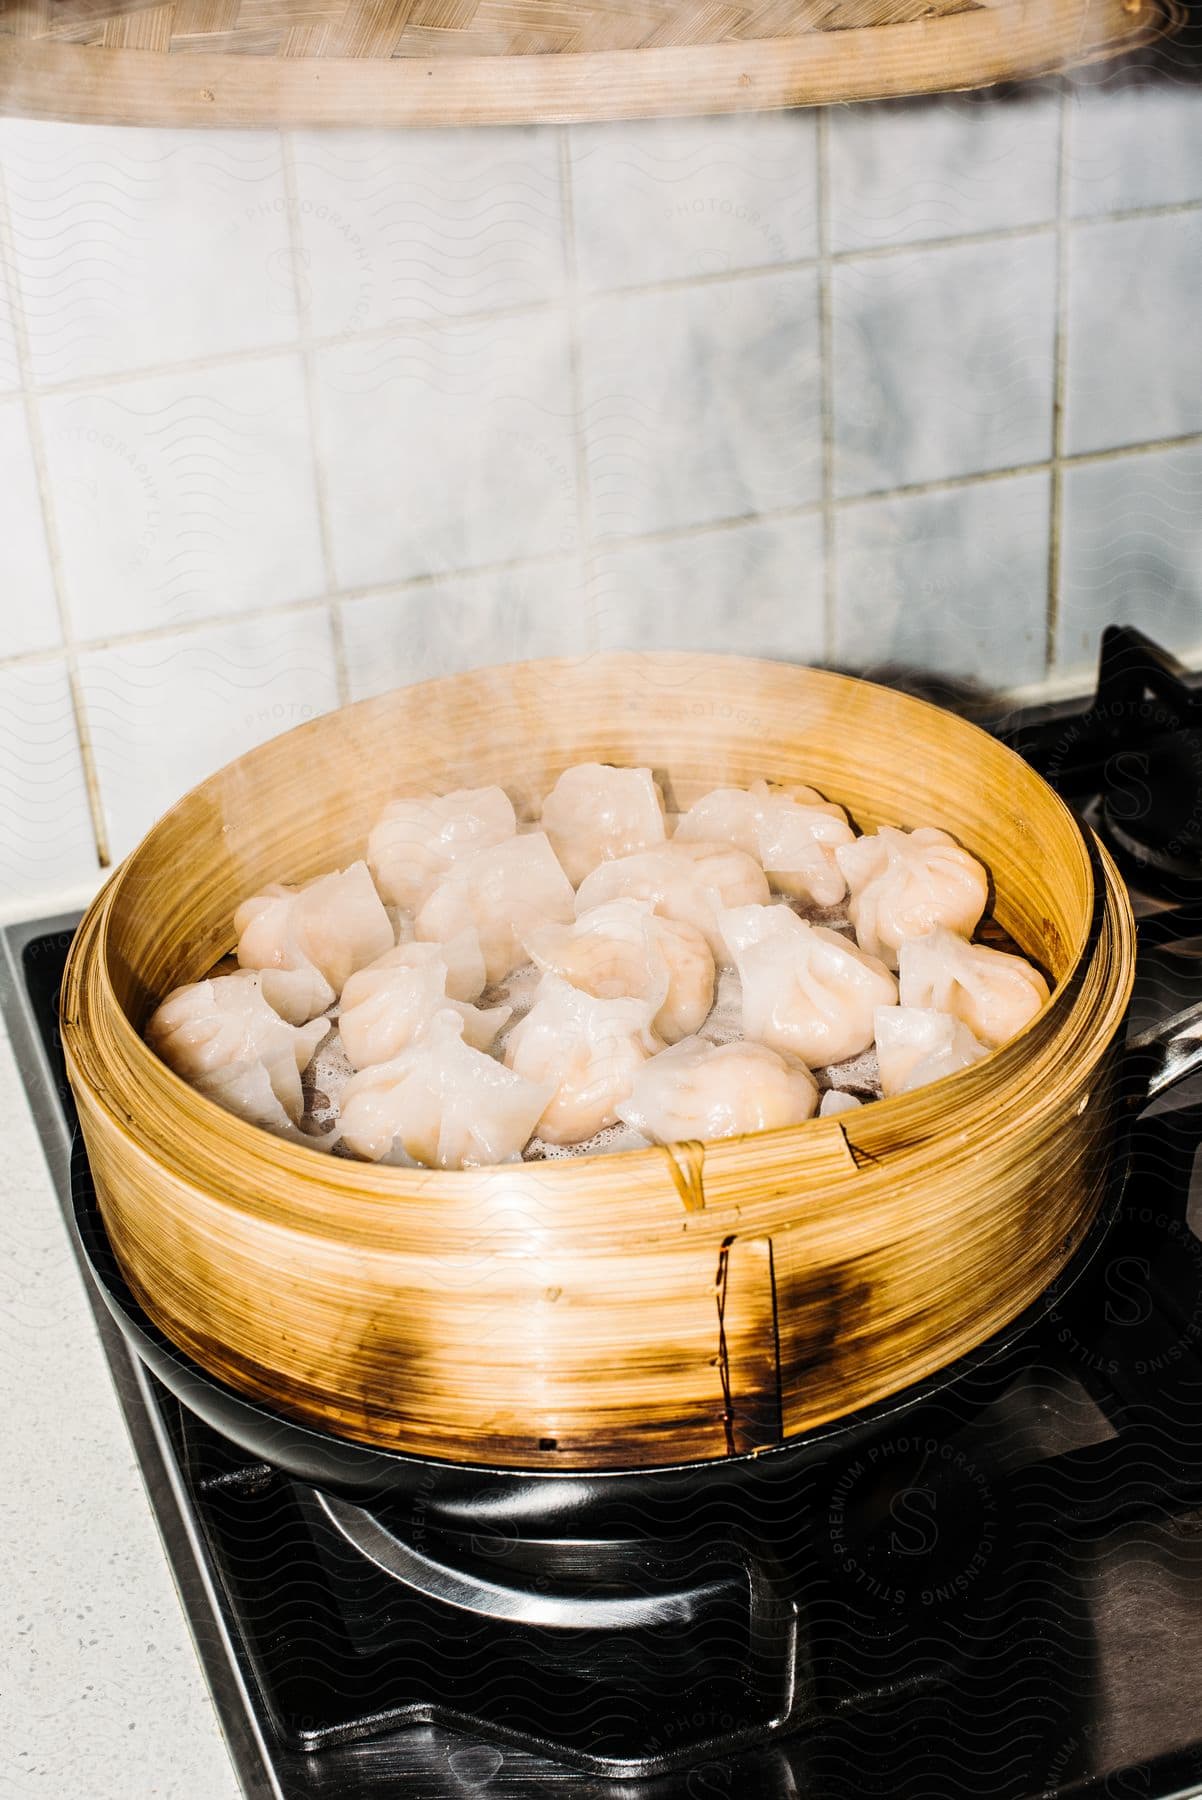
[[0, 932, 241, 1800]]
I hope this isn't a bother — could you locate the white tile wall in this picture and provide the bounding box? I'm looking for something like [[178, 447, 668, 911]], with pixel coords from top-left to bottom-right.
[[0, 68, 1199, 917], [78, 610, 339, 861], [0, 400, 59, 656], [827, 89, 1060, 253], [314, 313, 577, 588], [340, 562, 585, 700], [1, 122, 297, 385], [1057, 443, 1202, 679], [40, 355, 325, 640], [581, 269, 822, 539], [569, 112, 818, 292], [289, 126, 565, 334], [832, 233, 1057, 496], [1064, 210, 1202, 456]]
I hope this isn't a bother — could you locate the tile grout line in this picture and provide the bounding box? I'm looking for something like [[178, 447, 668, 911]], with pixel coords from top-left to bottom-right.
[[0, 161, 111, 870], [1, 414, 1200, 682], [280, 134, 348, 706], [815, 110, 837, 662], [1044, 86, 1074, 674], [557, 127, 600, 657]]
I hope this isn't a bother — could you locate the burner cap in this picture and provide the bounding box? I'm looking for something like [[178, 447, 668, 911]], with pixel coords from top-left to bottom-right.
[[1103, 728, 1202, 882]]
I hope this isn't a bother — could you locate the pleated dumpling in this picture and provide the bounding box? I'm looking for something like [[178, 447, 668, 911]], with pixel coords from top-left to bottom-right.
[[337, 938, 508, 1070], [574, 841, 769, 959], [721, 903, 897, 1067], [675, 779, 854, 907], [539, 763, 667, 886], [504, 975, 662, 1145], [523, 898, 714, 1045], [415, 832, 575, 985], [146, 971, 329, 1138], [898, 928, 1049, 1047], [616, 1035, 818, 1145], [836, 826, 988, 970], [337, 1011, 551, 1168], [367, 786, 516, 912], [874, 1005, 989, 1097], [234, 860, 394, 1024]]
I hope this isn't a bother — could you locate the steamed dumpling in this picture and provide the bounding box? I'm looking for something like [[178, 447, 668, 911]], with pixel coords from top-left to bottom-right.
[[836, 826, 988, 970], [616, 1035, 818, 1145], [874, 1005, 989, 1096], [338, 1011, 551, 1167], [575, 841, 769, 958], [147, 971, 329, 1136], [234, 860, 394, 1025], [338, 940, 508, 1070], [898, 928, 1049, 1047], [523, 898, 714, 1045], [721, 903, 897, 1067], [367, 786, 516, 912], [540, 763, 667, 886], [504, 975, 661, 1145], [676, 780, 854, 906], [415, 832, 575, 985]]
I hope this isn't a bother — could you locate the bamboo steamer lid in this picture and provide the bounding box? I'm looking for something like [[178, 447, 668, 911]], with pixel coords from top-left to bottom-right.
[[62, 653, 1135, 1471], [0, 0, 1181, 129]]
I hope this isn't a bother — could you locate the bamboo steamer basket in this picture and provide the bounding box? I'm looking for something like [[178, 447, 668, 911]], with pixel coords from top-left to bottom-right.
[[61, 653, 1135, 1473], [0, 0, 1182, 129]]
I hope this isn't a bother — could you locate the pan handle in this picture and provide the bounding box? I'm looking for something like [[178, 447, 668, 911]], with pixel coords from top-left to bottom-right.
[[1126, 1000, 1202, 1105]]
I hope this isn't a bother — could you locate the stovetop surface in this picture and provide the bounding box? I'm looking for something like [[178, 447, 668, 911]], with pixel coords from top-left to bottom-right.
[[8, 624, 1202, 1800]]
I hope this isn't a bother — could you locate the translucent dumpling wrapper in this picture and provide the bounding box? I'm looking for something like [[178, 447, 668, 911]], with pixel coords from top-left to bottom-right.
[[416, 832, 575, 986], [539, 763, 667, 886], [367, 786, 517, 912], [874, 1005, 989, 1097], [720, 902, 898, 1067], [338, 940, 509, 1070], [615, 1034, 818, 1145], [522, 898, 714, 1046], [676, 779, 854, 907], [504, 975, 662, 1145], [234, 860, 394, 1025], [575, 841, 769, 959], [836, 826, 989, 970], [898, 928, 1050, 1048], [146, 970, 329, 1134], [819, 1089, 864, 1118], [337, 1011, 552, 1168]]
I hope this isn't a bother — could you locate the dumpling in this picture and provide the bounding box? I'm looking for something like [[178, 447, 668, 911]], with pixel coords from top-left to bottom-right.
[[721, 903, 897, 1067], [415, 832, 575, 985], [616, 1035, 818, 1145], [504, 976, 661, 1145], [819, 1089, 863, 1118], [539, 763, 667, 886], [338, 1011, 551, 1167], [367, 786, 516, 912], [338, 941, 509, 1069], [146, 971, 329, 1137], [875, 1005, 989, 1097], [234, 860, 394, 1024], [676, 780, 854, 907], [836, 826, 988, 969], [575, 842, 769, 959], [523, 898, 714, 1045], [898, 928, 1050, 1047]]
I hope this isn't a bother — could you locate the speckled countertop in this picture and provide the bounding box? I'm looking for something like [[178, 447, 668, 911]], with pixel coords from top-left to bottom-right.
[[0, 888, 241, 1800]]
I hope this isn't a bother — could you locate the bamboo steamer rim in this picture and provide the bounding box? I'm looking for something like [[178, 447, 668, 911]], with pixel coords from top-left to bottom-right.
[[63, 652, 1123, 1230]]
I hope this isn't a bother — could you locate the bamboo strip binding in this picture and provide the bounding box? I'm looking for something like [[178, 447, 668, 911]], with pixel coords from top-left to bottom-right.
[[61, 654, 1136, 1471]]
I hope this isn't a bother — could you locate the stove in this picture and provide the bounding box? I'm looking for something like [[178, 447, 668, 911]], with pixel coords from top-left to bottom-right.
[[6, 623, 1202, 1800]]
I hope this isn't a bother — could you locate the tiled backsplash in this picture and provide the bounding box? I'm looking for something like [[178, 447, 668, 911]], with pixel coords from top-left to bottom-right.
[[1, 60, 1200, 914]]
